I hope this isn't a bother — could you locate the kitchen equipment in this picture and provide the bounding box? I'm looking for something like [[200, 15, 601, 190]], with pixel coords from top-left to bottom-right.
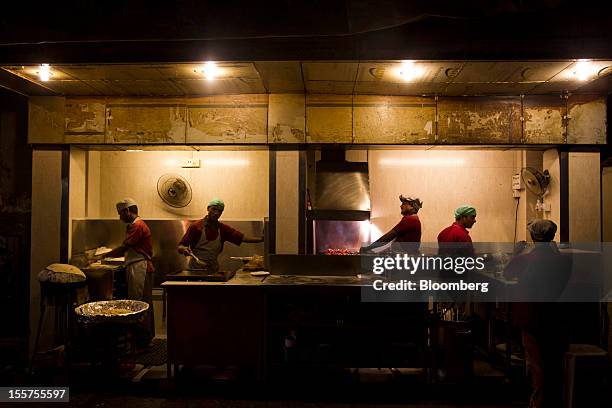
[[101, 257, 124, 266], [72, 218, 264, 286], [269, 254, 361, 276], [308, 149, 371, 254], [166, 269, 236, 282], [186, 248, 207, 267], [263, 217, 270, 270], [230, 256, 253, 262], [521, 167, 550, 196], [250, 271, 270, 277], [157, 173, 193, 208], [313, 149, 370, 213], [80, 264, 121, 301], [75, 299, 149, 324]]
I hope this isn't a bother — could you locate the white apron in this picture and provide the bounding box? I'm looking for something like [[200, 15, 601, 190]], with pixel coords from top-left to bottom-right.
[[189, 224, 222, 272]]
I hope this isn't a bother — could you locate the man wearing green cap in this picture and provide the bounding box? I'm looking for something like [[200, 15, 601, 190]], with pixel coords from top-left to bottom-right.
[[178, 198, 264, 272], [437, 205, 477, 257]]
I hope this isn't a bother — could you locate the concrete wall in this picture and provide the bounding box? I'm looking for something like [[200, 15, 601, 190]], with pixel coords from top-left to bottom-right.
[[68, 148, 87, 256], [275, 151, 299, 254], [81, 150, 269, 220], [369, 149, 522, 243], [30, 150, 63, 350], [569, 152, 601, 242]]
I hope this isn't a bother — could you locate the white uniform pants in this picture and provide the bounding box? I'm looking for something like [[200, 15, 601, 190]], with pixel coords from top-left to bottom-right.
[[126, 260, 154, 343]]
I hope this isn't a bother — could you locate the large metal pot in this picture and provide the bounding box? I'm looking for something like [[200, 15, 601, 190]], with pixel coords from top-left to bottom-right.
[[75, 300, 148, 325]]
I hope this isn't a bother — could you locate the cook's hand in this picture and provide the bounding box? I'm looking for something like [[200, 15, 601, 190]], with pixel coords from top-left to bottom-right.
[[178, 246, 191, 256]]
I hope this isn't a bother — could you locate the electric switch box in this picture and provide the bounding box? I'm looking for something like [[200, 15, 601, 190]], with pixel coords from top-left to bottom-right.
[[182, 159, 201, 168]]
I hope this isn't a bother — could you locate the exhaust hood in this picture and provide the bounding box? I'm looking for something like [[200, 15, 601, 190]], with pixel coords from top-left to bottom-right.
[[312, 150, 370, 221]]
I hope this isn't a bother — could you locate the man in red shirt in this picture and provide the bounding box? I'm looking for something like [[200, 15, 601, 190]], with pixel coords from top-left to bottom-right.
[[437, 205, 477, 257], [178, 198, 263, 272], [92, 198, 155, 345], [361, 195, 422, 253], [503, 219, 571, 408]]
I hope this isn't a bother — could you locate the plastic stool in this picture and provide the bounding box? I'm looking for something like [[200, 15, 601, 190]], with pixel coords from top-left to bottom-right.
[[563, 344, 608, 408]]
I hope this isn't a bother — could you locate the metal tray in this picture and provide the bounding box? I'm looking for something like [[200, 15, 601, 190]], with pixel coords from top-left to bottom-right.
[[75, 299, 149, 324]]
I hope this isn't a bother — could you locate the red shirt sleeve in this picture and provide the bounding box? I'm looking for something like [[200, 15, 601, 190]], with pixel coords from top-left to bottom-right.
[[393, 216, 419, 235], [179, 222, 202, 248], [220, 223, 244, 246]]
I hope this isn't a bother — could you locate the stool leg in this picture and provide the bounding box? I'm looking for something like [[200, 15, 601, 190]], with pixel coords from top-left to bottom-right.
[[29, 303, 46, 376], [162, 288, 166, 319]]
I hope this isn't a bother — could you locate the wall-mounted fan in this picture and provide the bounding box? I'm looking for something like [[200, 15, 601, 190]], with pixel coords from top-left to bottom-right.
[[521, 167, 550, 196], [157, 173, 192, 208]]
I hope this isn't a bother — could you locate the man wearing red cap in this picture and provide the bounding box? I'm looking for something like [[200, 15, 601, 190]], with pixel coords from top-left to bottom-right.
[[361, 195, 422, 253]]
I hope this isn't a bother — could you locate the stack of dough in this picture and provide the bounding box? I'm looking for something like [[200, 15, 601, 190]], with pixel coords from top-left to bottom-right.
[[38, 263, 86, 284]]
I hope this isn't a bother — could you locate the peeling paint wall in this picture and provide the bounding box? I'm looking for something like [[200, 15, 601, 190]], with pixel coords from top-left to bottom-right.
[[186, 95, 267, 144], [306, 94, 353, 143], [268, 94, 305, 143], [567, 95, 606, 144], [523, 95, 565, 144], [438, 97, 521, 143], [64, 99, 106, 144], [353, 96, 436, 144], [28, 97, 65, 143], [107, 104, 187, 144], [28, 94, 607, 145]]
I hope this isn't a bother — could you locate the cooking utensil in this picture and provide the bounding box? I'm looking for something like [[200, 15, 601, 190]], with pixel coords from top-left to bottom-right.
[[75, 300, 149, 324], [230, 256, 254, 262], [250, 271, 270, 277], [186, 248, 207, 267]]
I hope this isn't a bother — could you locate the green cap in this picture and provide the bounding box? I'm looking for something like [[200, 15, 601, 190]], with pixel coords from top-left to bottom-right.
[[454, 205, 476, 218], [207, 198, 225, 211]]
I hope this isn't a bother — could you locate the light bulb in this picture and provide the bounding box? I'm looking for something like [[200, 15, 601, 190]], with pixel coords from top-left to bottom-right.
[[39, 64, 51, 81], [572, 60, 594, 81], [201, 61, 220, 80], [398, 61, 420, 82]]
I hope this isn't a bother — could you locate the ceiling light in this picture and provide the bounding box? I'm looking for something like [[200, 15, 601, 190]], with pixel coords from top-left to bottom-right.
[[397, 61, 422, 82], [196, 61, 221, 80], [38, 64, 51, 81], [126, 149, 143, 152], [571, 59, 596, 81]]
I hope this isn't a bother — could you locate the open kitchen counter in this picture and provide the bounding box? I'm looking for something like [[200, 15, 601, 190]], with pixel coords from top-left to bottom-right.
[[162, 272, 380, 286], [163, 266, 428, 382], [162, 269, 267, 286]]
